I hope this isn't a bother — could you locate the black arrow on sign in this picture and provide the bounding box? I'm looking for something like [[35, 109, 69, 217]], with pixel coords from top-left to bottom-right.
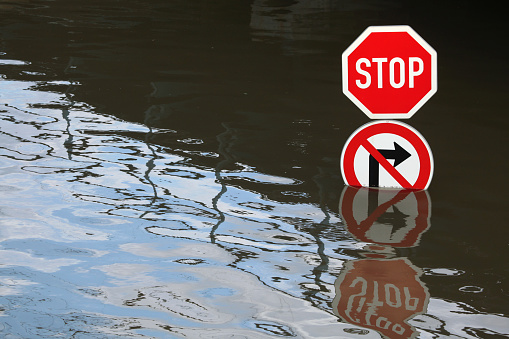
[[369, 142, 411, 187]]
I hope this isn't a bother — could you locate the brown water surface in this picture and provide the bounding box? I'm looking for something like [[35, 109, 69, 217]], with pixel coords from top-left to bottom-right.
[[0, 1, 507, 338]]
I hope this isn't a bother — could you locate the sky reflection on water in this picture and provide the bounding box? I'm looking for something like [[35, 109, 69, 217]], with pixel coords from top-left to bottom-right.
[[0, 79, 358, 338]]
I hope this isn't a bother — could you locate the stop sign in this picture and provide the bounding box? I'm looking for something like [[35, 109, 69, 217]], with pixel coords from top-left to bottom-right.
[[342, 26, 437, 119]]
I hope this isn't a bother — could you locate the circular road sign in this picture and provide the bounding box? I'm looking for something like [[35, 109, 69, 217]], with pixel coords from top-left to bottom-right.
[[342, 25, 437, 119], [340, 120, 433, 190]]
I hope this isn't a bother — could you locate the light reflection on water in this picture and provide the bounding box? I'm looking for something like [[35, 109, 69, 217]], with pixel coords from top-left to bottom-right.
[[0, 78, 360, 337]]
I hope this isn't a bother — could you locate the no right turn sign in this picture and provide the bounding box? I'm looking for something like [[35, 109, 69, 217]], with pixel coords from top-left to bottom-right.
[[340, 121, 433, 190]]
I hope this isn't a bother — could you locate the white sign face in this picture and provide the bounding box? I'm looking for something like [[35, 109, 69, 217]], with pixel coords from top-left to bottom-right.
[[341, 121, 433, 190]]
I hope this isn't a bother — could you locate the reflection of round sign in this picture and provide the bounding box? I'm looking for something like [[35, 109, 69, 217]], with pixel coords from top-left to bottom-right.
[[340, 186, 431, 248], [333, 258, 430, 339], [341, 121, 433, 190]]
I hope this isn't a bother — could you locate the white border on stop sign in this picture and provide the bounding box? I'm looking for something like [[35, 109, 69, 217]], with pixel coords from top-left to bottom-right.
[[342, 25, 438, 119]]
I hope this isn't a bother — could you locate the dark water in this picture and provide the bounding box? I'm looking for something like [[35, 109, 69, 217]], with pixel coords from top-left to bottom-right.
[[0, 1, 507, 338]]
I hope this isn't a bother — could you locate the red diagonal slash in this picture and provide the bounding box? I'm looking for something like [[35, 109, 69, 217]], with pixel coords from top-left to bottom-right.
[[361, 140, 413, 188]]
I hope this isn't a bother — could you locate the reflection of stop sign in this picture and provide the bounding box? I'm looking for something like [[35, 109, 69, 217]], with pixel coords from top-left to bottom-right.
[[343, 26, 437, 119], [333, 258, 430, 339]]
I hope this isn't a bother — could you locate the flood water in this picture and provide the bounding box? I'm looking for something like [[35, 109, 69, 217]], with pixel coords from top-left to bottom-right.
[[0, 1, 507, 338]]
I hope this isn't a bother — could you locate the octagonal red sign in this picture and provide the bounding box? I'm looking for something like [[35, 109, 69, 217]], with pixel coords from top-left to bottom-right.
[[342, 26, 437, 119]]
